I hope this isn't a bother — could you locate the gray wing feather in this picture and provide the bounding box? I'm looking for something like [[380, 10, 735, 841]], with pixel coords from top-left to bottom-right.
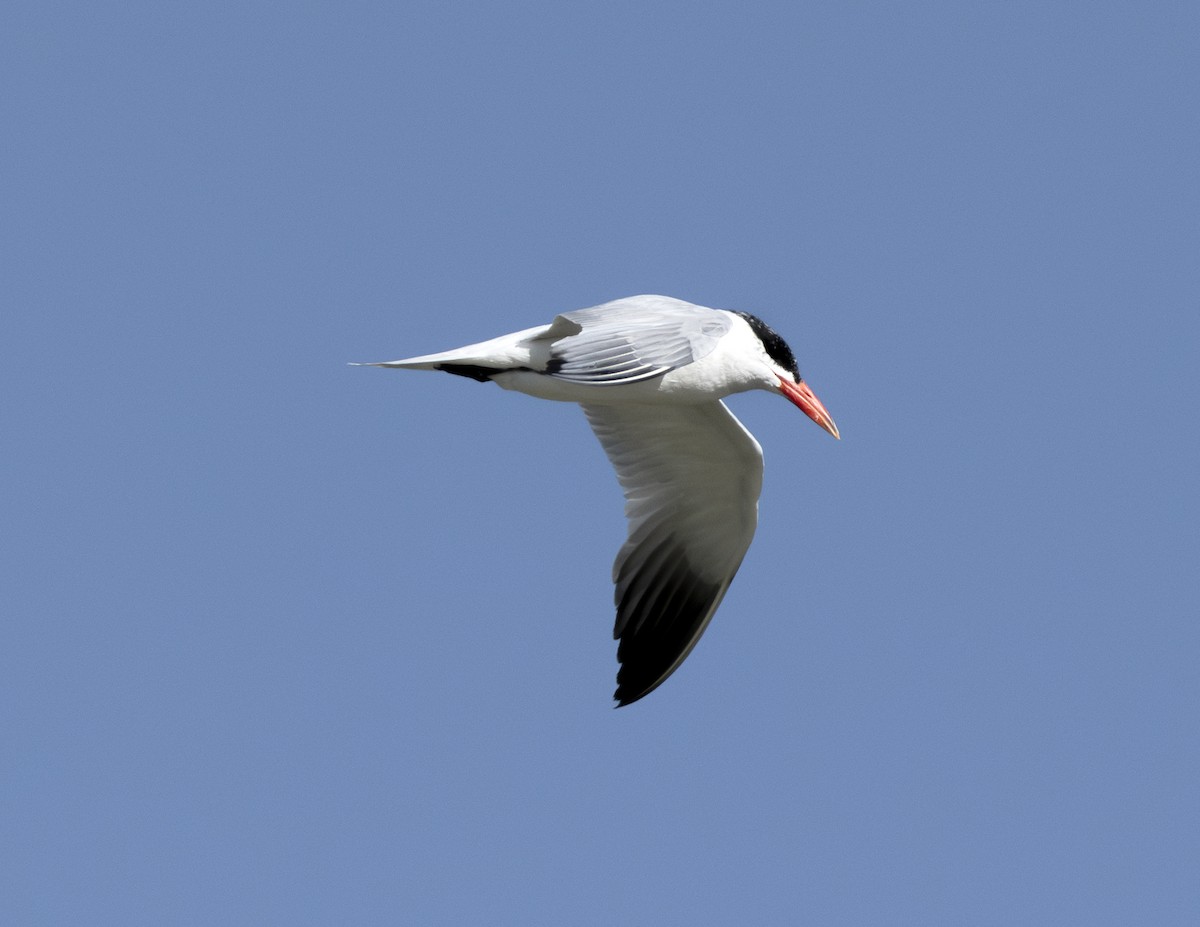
[[546, 296, 732, 385]]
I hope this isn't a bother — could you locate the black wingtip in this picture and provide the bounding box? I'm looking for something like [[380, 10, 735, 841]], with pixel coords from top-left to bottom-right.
[[612, 667, 673, 707], [610, 559, 724, 707], [612, 687, 647, 708]]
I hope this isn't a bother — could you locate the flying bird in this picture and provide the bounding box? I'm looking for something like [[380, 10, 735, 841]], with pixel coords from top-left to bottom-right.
[[361, 295, 839, 705]]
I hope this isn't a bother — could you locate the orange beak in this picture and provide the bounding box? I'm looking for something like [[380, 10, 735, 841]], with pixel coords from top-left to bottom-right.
[[778, 378, 840, 439]]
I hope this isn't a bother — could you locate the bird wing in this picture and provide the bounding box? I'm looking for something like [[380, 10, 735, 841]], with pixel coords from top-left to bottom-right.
[[581, 400, 764, 705], [545, 296, 733, 385]]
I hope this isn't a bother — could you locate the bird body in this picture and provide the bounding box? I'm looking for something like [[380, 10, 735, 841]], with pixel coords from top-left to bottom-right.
[[362, 295, 838, 705], [376, 296, 784, 405]]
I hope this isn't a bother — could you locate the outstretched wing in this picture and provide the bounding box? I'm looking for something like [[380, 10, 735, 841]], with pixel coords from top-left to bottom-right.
[[545, 296, 732, 385], [582, 399, 764, 705]]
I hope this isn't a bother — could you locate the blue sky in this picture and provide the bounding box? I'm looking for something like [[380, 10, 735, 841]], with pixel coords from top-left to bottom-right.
[[4, 1, 1198, 923]]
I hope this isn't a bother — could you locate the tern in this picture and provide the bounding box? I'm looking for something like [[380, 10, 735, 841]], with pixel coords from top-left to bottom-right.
[[362, 295, 839, 705]]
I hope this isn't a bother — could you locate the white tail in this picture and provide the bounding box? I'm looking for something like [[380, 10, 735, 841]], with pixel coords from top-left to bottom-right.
[[352, 322, 558, 371]]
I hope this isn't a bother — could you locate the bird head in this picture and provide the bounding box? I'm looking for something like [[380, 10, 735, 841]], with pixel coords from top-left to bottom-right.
[[735, 311, 840, 440]]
